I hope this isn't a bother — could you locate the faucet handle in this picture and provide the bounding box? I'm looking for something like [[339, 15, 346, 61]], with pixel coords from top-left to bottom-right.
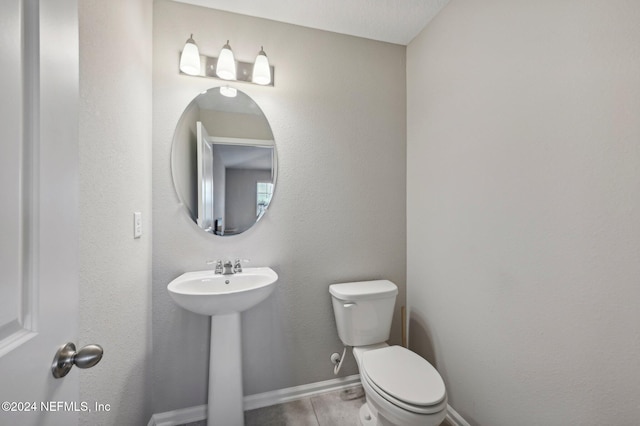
[[233, 258, 250, 273], [206, 259, 224, 274]]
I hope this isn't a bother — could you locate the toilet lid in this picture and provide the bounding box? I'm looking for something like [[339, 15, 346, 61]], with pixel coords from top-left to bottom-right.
[[362, 346, 446, 407]]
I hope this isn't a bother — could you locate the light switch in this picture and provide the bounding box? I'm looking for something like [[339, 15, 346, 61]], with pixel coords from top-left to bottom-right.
[[134, 212, 142, 238]]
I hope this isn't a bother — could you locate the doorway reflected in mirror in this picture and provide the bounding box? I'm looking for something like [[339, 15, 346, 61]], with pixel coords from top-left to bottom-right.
[[171, 87, 277, 236]]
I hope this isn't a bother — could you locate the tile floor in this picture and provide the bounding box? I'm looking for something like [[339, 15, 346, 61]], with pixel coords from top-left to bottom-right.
[[182, 386, 451, 426]]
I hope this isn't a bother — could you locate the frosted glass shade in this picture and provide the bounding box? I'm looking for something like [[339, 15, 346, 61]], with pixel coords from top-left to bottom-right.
[[252, 48, 271, 85], [216, 42, 236, 80], [179, 35, 201, 76], [220, 86, 237, 97]]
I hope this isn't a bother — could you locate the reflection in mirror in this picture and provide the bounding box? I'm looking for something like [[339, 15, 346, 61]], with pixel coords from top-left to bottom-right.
[[171, 87, 276, 236]]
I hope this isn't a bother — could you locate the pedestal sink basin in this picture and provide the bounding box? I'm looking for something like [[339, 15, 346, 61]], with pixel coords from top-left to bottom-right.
[[167, 267, 278, 426], [167, 267, 278, 315]]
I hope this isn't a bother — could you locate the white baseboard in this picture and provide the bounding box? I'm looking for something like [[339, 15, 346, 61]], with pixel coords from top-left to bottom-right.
[[147, 374, 361, 426], [244, 373, 362, 410], [445, 403, 471, 426], [147, 403, 206, 426], [147, 374, 470, 426]]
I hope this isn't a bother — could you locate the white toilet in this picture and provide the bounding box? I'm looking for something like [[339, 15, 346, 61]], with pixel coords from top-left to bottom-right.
[[329, 280, 447, 426]]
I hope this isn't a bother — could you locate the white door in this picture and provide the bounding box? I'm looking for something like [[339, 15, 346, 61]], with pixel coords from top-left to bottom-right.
[[197, 121, 215, 231], [0, 1, 81, 425]]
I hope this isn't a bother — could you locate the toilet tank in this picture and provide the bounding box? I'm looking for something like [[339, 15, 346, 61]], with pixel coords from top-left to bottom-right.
[[329, 280, 398, 347]]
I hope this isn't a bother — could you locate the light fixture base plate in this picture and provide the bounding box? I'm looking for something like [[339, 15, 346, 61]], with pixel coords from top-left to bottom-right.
[[179, 53, 275, 87]]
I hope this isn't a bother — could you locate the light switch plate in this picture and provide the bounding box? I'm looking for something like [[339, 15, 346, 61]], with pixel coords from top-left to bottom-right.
[[134, 212, 142, 238]]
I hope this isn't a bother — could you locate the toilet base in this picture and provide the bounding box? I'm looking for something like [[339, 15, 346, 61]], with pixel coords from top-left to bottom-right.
[[360, 400, 447, 426], [359, 377, 447, 426], [359, 403, 375, 426], [359, 402, 395, 426]]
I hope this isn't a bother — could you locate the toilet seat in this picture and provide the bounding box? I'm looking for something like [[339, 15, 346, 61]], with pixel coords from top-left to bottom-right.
[[361, 346, 446, 414]]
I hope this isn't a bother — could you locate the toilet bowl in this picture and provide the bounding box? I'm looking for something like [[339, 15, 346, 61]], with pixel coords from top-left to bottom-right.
[[355, 345, 447, 426], [329, 280, 447, 426]]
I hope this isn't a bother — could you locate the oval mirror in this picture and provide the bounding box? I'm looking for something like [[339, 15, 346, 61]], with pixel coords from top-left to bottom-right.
[[171, 87, 277, 236]]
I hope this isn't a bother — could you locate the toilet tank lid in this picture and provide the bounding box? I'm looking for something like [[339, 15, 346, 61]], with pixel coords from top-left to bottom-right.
[[329, 280, 398, 301]]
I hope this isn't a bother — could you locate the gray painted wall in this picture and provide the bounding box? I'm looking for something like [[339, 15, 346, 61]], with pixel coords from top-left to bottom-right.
[[79, 0, 153, 424], [407, 1, 640, 425], [225, 168, 272, 233], [152, 0, 406, 414]]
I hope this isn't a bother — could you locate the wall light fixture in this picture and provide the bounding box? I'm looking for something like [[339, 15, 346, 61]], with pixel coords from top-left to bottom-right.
[[215, 40, 236, 80], [179, 35, 274, 87], [179, 34, 201, 76], [252, 47, 271, 86]]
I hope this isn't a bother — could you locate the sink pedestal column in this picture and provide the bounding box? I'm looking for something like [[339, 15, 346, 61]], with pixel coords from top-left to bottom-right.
[[208, 312, 243, 426]]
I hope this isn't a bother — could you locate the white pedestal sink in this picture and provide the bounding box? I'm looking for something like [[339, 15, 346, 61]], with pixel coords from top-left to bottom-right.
[[167, 267, 278, 426]]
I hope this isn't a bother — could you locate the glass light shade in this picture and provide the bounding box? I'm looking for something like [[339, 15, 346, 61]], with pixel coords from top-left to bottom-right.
[[216, 41, 236, 80], [252, 47, 271, 85], [220, 86, 237, 98], [179, 35, 201, 76]]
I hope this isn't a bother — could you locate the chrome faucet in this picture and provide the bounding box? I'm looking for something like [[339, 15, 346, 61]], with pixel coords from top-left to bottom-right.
[[222, 260, 234, 275], [210, 258, 244, 275]]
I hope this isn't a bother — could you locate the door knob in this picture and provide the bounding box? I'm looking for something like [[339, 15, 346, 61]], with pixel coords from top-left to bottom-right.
[[51, 342, 103, 378]]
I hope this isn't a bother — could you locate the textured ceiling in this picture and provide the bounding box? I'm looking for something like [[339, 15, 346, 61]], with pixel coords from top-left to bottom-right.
[[172, 0, 450, 45]]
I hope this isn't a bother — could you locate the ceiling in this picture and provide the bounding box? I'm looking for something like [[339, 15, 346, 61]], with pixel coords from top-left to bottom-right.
[[173, 0, 450, 45]]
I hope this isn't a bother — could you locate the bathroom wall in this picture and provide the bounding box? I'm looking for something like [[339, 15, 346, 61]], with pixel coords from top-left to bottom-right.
[[225, 169, 272, 233], [153, 0, 406, 415], [407, 1, 640, 425], [79, 0, 153, 424]]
